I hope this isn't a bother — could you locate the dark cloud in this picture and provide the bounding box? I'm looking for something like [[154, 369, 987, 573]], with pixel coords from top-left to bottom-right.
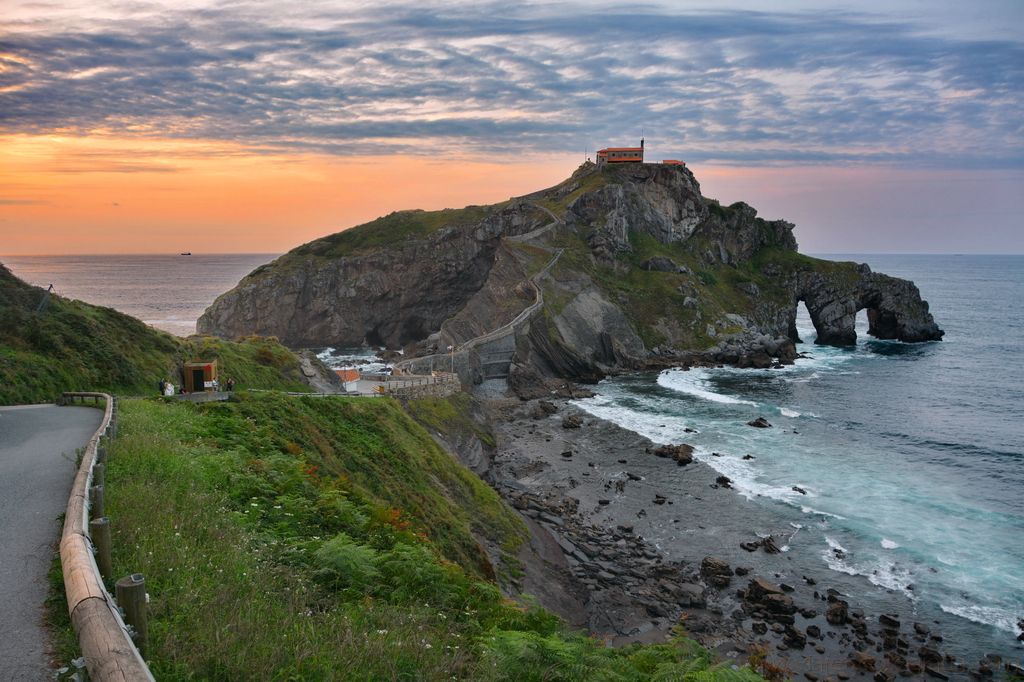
[[0, 2, 1021, 167]]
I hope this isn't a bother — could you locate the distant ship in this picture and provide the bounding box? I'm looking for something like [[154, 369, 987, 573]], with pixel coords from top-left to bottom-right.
[[180, 252, 192, 256]]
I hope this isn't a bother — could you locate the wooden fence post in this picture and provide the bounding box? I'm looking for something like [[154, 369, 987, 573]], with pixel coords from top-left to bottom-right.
[[92, 462, 105, 488], [89, 517, 113, 581], [116, 574, 148, 655], [89, 484, 104, 519]]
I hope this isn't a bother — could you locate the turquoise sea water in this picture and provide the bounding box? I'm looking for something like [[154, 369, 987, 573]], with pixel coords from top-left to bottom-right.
[[574, 254, 1023, 658]]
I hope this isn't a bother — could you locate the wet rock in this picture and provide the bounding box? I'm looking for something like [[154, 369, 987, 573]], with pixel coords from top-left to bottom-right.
[[924, 667, 948, 680], [747, 416, 772, 428], [714, 475, 733, 489], [734, 566, 750, 576], [747, 578, 784, 600], [560, 450, 573, 458], [700, 556, 733, 588], [763, 593, 797, 616], [779, 583, 794, 592], [919, 646, 942, 665], [743, 454, 755, 460], [913, 622, 930, 636], [792, 486, 807, 495], [598, 499, 611, 506], [538, 400, 558, 414], [651, 443, 694, 466], [675, 583, 706, 608], [751, 621, 767, 635], [850, 652, 877, 672], [784, 624, 807, 649], [826, 601, 850, 626], [806, 625, 821, 639], [879, 614, 900, 630], [562, 414, 583, 429], [740, 541, 760, 552], [886, 652, 908, 669]]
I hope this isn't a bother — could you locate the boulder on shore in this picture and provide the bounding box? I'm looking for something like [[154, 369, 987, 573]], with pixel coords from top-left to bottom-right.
[[651, 443, 694, 466], [700, 556, 733, 588]]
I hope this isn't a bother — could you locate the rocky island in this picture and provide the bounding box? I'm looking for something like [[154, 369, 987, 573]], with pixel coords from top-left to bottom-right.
[[199, 161, 942, 394]]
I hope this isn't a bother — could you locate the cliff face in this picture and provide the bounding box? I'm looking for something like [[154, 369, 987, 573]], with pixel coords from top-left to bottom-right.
[[198, 162, 942, 384], [199, 203, 550, 347]]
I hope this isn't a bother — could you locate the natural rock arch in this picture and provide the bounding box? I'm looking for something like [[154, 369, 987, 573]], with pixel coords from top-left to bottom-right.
[[791, 264, 943, 346]]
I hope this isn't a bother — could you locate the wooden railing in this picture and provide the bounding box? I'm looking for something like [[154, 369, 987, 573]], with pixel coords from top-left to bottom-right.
[[59, 392, 154, 682]]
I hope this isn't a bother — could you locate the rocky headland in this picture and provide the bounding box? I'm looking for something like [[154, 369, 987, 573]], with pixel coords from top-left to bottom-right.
[[198, 161, 942, 395]]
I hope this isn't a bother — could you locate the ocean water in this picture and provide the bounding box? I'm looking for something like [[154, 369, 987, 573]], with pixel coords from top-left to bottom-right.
[[2, 254, 276, 336], [574, 254, 1024, 655]]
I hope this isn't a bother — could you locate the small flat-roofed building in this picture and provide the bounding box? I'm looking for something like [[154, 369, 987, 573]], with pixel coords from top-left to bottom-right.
[[597, 139, 644, 165], [335, 368, 360, 392], [183, 360, 218, 393]]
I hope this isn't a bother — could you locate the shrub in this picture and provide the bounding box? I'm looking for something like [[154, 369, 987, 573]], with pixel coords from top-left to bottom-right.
[[313, 533, 380, 593]]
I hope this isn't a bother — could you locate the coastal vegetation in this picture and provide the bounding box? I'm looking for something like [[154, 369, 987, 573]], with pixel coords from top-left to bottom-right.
[[0, 263, 309, 405], [101, 392, 764, 680]]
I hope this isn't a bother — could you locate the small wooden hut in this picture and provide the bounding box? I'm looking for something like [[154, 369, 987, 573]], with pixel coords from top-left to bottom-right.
[[183, 360, 218, 393]]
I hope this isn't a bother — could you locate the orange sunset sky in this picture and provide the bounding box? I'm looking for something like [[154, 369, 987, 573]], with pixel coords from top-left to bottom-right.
[[2, 0, 1022, 255]]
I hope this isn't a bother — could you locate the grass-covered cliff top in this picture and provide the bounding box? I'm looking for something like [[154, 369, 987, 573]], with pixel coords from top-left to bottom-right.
[[91, 392, 763, 680], [0, 263, 310, 404]]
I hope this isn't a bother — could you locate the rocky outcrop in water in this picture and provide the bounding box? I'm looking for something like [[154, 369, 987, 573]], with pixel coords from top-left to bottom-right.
[[795, 266, 943, 345], [199, 161, 943, 383]]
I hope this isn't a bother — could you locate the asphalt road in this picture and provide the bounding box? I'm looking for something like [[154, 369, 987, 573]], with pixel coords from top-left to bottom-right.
[[0, 404, 102, 682]]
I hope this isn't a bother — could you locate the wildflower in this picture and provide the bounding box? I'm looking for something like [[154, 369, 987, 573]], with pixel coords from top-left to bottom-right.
[[377, 629, 388, 635]]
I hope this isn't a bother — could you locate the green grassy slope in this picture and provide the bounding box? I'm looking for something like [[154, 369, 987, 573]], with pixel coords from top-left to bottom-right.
[[0, 263, 309, 404], [102, 393, 764, 681]]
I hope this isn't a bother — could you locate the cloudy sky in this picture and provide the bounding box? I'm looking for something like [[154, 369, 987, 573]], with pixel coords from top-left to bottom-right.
[[1, 0, 1021, 254]]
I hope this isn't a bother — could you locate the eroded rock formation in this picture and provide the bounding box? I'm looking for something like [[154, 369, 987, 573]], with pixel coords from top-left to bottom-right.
[[199, 161, 943, 386]]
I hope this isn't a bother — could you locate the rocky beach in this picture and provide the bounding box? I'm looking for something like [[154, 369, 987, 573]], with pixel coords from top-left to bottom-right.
[[478, 394, 1022, 682]]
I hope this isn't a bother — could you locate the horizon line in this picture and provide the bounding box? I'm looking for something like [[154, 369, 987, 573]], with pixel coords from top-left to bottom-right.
[[4, 251, 1024, 258]]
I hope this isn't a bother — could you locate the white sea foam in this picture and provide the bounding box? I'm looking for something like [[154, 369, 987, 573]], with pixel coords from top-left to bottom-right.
[[822, 537, 858, 575], [880, 538, 900, 550], [657, 369, 758, 406], [780, 407, 801, 418], [822, 537, 915, 596], [939, 603, 1020, 635], [865, 560, 915, 596], [801, 506, 847, 520]]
